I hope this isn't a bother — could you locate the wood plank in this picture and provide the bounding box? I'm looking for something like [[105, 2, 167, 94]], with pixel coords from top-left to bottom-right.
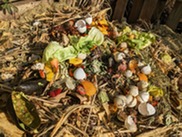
[[112, 0, 128, 22], [139, 0, 158, 22], [151, 0, 167, 23], [166, 0, 182, 30], [128, 0, 144, 23], [0, 0, 41, 20]]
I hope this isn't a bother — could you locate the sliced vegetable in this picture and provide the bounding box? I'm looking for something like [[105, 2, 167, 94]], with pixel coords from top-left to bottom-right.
[[69, 58, 83, 66], [81, 80, 96, 96], [148, 85, 164, 97], [50, 58, 59, 73]]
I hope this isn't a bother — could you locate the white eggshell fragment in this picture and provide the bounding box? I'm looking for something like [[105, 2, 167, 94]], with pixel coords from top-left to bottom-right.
[[137, 81, 149, 90], [125, 70, 133, 78], [65, 77, 76, 90], [141, 65, 152, 75], [126, 94, 133, 105], [129, 86, 139, 97], [127, 97, 137, 108], [114, 95, 127, 109], [73, 68, 86, 80], [74, 19, 87, 33], [125, 115, 137, 132], [85, 14, 92, 25], [137, 91, 150, 103], [114, 52, 126, 62], [138, 103, 156, 116]]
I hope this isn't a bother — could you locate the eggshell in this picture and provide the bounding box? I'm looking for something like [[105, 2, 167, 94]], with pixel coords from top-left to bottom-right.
[[125, 70, 133, 78], [85, 15, 92, 25], [125, 115, 137, 132], [73, 68, 86, 80], [74, 19, 87, 33], [114, 95, 127, 109], [137, 91, 149, 103], [127, 97, 137, 108], [138, 103, 156, 116], [129, 86, 139, 97], [141, 65, 152, 75]]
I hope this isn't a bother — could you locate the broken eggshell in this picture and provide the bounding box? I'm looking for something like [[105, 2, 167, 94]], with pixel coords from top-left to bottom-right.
[[138, 102, 156, 116], [127, 97, 137, 108], [73, 67, 86, 80], [114, 52, 126, 62], [137, 91, 150, 103], [125, 115, 137, 132], [85, 14, 92, 25], [125, 70, 133, 78], [141, 64, 152, 75], [137, 81, 149, 91], [74, 19, 87, 33], [129, 86, 139, 97], [114, 95, 127, 109]]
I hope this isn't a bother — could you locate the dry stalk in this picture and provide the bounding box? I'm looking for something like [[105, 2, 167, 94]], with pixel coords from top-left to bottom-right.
[[50, 104, 95, 137]]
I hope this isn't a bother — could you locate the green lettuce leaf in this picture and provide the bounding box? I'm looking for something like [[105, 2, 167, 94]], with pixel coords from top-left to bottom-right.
[[42, 41, 77, 62]]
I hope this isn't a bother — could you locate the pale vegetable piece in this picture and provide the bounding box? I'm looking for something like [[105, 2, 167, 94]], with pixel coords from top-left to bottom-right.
[[85, 14, 92, 25], [77, 53, 87, 60], [74, 19, 87, 33], [114, 95, 127, 109], [138, 103, 156, 116], [114, 52, 126, 62], [123, 48, 129, 54], [73, 68, 86, 80], [141, 65, 152, 75], [31, 62, 44, 70], [127, 97, 137, 108], [119, 42, 128, 49], [137, 81, 149, 90], [129, 86, 139, 97], [137, 91, 150, 103], [81, 80, 96, 96], [125, 70, 133, 78], [125, 115, 137, 132], [161, 53, 172, 64], [65, 77, 76, 90]]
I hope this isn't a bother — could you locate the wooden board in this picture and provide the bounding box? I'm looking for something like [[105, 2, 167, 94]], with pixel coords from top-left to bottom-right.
[[112, 0, 128, 22], [151, 0, 167, 23], [139, 0, 158, 22], [128, 0, 144, 23], [166, 0, 182, 30], [0, 0, 41, 20]]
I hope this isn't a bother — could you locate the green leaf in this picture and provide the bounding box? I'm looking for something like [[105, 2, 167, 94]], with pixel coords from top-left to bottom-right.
[[11, 91, 41, 131]]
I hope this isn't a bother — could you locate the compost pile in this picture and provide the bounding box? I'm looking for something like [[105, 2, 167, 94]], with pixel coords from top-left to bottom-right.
[[0, 1, 182, 137]]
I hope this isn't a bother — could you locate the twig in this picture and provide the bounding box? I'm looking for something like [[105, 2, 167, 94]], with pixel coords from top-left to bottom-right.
[[84, 75, 98, 132], [28, 95, 62, 106], [50, 104, 95, 137], [66, 123, 89, 137]]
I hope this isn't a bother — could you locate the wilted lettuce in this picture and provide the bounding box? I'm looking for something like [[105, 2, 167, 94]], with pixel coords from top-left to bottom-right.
[[117, 26, 156, 50], [42, 27, 104, 63], [42, 41, 76, 62]]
